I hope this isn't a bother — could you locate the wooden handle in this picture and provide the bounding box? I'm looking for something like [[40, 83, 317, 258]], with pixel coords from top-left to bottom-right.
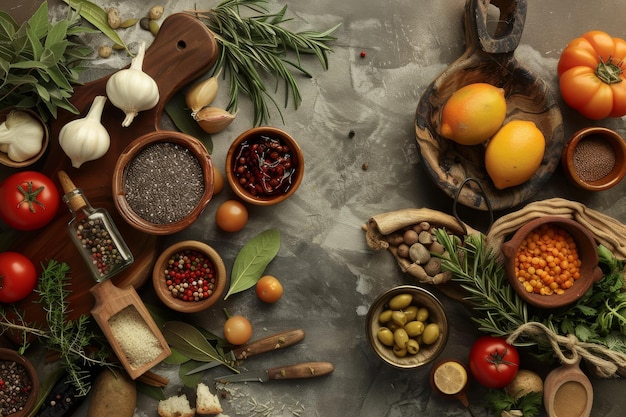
[[466, 0, 527, 55], [232, 329, 305, 360], [267, 362, 334, 380]]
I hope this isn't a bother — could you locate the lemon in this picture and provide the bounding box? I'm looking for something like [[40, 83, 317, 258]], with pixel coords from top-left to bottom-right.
[[439, 82, 507, 145], [485, 120, 545, 189], [433, 361, 468, 395]]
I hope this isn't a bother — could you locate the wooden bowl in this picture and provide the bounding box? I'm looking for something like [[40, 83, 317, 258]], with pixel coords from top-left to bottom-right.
[[112, 131, 214, 235], [225, 127, 304, 206], [501, 216, 603, 309], [415, 0, 564, 211], [0, 108, 49, 168], [0, 348, 39, 417], [561, 127, 626, 191], [366, 285, 448, 369], [152, 240, 227, 313]]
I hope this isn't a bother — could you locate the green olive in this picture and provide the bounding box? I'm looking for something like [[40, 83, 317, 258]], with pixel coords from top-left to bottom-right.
[[378, 309, 393, 324], [406, 339, 420, 355], [422, 323, 440, 345], [391, 311, 407, 327], [393, 328, 409, 348], [386, 321, 401, 332], [404, 305, 418, 322], [404, 320, 425, 337], [377, 328, 394, 346], [388, 293, 412, 310], [416, 307, 430, 322], [393, 344, 407, 357]]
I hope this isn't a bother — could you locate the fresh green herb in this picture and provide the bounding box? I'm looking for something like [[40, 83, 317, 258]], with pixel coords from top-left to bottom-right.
[[435, 229, 626, 356], [484, 390, 543, 417], [0, 260, 111, 396], [193, 0, 340, 126], [0, 1, 93, 121], [162, 321, 237, 373], [225, 228, 280, 299], [61, 0, 130, 54]]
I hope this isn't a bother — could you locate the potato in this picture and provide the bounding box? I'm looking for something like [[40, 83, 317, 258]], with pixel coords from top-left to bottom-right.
[[505, 369, 543, 400], [87, 368, 137, 417]]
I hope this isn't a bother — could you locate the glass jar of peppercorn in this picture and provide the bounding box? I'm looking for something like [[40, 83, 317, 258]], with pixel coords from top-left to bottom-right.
[[58, 171, 134, 282]]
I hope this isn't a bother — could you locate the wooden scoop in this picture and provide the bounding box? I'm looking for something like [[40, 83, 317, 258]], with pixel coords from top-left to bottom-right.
[[415, 0, 564, 211]]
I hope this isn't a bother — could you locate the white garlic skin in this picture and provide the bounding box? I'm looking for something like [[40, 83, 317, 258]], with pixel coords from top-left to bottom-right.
[[105, 42, 160, 127], [59, 96, 110, 168]]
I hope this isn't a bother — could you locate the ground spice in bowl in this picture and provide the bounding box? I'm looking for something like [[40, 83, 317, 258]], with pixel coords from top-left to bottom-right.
[[123, 142, 204, 224], [572, 135, 616, 182], [0, 360, 34, 415]]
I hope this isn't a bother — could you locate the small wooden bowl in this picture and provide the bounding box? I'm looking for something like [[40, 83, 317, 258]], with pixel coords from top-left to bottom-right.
[[501, 216, 603, 309], [561, 127, 626, 191], [415, 0, 564, 211], [0, 108, 49, 168], [366, 285, 448, 369], [112, 131, 214, 235], [0, 348, 39, 417], [152, 240, 227, 313], [225, 127, 304, 206]]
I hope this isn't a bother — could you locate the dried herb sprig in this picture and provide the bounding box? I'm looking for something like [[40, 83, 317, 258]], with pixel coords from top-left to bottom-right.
[[0, 260, 111, 396], [0, 1, 94, 121], [192, 0, 340, 126]]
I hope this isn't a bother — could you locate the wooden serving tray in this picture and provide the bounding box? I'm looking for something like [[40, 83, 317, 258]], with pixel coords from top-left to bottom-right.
[[9, 13, 218, 330]]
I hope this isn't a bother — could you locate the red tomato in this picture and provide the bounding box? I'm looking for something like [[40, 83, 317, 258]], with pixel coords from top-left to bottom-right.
[[215, 200, 248, 232], [0, 252, 37, 303], [558, 30, 626, 120], [256, 275, 283, 303], [468, 336, 519, 388], [0, 171, 60, 231], [223, 315, 253, 345]]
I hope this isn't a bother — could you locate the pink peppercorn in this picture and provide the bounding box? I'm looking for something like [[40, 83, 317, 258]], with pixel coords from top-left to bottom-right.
[[164, 250, 216, 302]]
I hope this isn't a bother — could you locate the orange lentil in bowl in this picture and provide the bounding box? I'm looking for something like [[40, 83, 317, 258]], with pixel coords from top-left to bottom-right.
[[514, 223, 582, 295]]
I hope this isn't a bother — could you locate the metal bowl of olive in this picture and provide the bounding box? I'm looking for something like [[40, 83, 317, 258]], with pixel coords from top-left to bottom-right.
[[225, 126, 304, 206], [366, 285, 448, 369]]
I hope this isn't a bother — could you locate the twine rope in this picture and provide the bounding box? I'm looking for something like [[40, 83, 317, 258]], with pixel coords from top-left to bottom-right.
[[507, 321, 626, 378]]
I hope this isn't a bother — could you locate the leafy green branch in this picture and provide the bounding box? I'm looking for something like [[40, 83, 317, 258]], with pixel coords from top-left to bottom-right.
[[0, 1, 94, 121], [0, 260, 112, 397], [192, 0, 340, 125]]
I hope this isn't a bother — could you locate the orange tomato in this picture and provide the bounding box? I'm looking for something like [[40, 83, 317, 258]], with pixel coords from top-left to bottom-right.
[[256, 275, 284, 303], [215, 200, 248, 232], [557, 30, 626, 120], [223, 315, 253, 345]]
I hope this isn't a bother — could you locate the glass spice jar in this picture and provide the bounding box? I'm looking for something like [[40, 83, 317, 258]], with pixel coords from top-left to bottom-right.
[[58, 171, 133, 282]]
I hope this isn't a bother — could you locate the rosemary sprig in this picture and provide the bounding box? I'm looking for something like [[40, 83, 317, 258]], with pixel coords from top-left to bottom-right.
[[0, 260, 111, 396], [193, 0, 340, 126]]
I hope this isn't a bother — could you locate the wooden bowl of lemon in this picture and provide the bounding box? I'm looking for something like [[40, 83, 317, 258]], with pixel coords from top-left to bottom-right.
[[415, 0, 564, 211]]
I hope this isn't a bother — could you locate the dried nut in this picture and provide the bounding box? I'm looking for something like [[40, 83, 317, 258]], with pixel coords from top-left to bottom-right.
[[430, 241, 445, 255], [397, 243, 409, 258], [98, 45, 113, 58], [409, 243, 430, 264], [149, 19, 160, 36], [107, 7, 122, 29], [112, 43, 126, 50], [185, 72, 220, 115], [119, 18, 139, 28], [418, 230, 433, 245], [140, 17, 151, 31], [149, 5, 165, 20], [195, 107, 237, 134], [403, 229, 419, 245], [423, 257, 442, 276]]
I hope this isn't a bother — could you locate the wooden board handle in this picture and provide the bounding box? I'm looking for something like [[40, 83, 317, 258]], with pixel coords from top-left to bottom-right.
[[466, 0, 527, 55]]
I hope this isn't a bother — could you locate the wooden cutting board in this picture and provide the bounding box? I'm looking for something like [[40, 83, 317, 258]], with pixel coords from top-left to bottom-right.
[[9, 13, 218, 330]]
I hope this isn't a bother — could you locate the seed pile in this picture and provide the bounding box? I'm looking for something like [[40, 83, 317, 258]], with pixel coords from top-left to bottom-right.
[[514, 224, 581, 295], [124, 142, 204, 224], [109, 306, 163, 368], [232, 135, 297, 198], [572, 136, 616, 182], [75, 216, 128, 277], [0, 360, 33, 415], [164, 249, 217, 302]]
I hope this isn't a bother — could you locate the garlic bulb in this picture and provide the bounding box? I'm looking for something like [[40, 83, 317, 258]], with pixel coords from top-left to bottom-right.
[[0, 110, 45, 162], [106, 42, 159, 127], [59, 96, 110, 168]]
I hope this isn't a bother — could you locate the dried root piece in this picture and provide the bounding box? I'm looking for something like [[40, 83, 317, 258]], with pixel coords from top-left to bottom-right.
[[362, 208, 476, 284]]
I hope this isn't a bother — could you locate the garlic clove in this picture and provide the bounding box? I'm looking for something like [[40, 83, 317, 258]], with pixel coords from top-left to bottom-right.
[[185, 69, 221, 116], [195, 107, 237, 134], [59, 96, 110, 168]]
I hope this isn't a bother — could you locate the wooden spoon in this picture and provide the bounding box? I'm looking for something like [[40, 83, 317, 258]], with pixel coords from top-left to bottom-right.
[[415, 0, 564, 211]]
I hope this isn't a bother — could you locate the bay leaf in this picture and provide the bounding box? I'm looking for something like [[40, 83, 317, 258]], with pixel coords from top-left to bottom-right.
[[179, 360, 205, 388], [162, 321, 221, 363], [224, 228, 280, 299]]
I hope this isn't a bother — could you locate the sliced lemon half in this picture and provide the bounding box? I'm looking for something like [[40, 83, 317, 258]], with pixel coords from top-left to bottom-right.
[[433, 361, 468, 395]]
